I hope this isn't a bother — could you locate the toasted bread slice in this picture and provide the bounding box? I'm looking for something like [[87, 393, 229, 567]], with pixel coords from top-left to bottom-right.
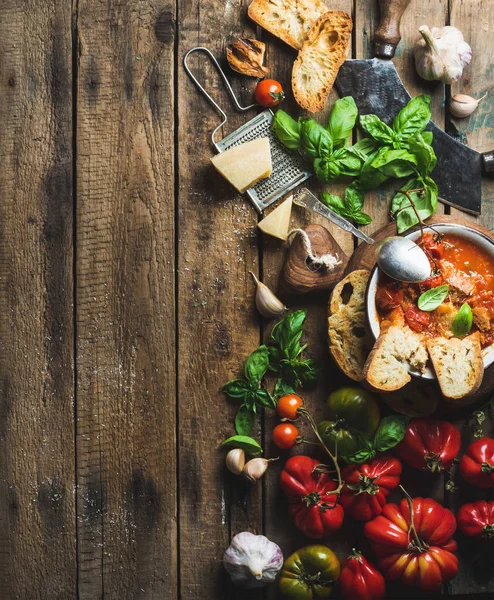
[[363, 311, 428, 392], [247, 0, 328, 50], [328, 270, 370, 381], [292, 11, 352, 112], [426, 332, 484, 399]]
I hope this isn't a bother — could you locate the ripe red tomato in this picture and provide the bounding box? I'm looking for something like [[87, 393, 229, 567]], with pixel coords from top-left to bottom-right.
[[272, 423, 299, 449], [280, 455, 344, 538], [404, 306, 431, 332], [254, 79, 285, 107], [339, 550, 386, 600], [395, 418, 461, 472], [364, 497, 458, 592], [457, 500, 494, 538], [459, 437, 494, 488], [375, 285, 403, 311], [276, 393, 303, 420], [340, 455, 402, 521]]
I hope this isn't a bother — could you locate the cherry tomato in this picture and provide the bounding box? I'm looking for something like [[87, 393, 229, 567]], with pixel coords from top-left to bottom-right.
[[276, 394, 303, 420], [375, 285, 403, 312], [255, 79, 285, 107], [273, 423, 299, 449]]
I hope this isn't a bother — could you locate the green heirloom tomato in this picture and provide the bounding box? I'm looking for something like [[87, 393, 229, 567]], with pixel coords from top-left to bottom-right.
[[317, 387, 380, 458], [279, 545, 340, 600]]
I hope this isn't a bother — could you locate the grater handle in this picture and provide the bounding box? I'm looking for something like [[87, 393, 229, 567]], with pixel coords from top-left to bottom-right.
[[183, 47, 256, 150]]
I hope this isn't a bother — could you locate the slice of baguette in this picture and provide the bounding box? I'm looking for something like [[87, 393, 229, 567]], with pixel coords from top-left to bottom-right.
[[292, 11, 352, 112], [426, 332, 484, 399], [328, 270, 370, 381], [363, 310, 428, 392], [247, 0, 329, 50]]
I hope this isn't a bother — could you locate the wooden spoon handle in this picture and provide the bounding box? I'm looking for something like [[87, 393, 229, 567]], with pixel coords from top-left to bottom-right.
[[374, 0, 412, 59], [482, 151, 494, 178]]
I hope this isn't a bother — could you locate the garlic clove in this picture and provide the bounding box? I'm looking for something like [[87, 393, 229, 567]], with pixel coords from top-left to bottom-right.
[[226, 448, 245, 475], [450, 92, 487, 118], [250, 271, 287, 319], [242, 457, 278, 483]]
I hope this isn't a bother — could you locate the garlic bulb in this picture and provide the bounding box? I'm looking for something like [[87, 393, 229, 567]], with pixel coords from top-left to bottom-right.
[[226, 448, 245, 475], [414, 25, 472, 84], [450, 93, 487, 118], [250, 271, 287, 319], [223, 532, 283, 588]]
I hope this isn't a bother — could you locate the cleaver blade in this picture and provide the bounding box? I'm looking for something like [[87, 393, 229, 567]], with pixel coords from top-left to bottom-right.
[[336, 58, 488, 215]]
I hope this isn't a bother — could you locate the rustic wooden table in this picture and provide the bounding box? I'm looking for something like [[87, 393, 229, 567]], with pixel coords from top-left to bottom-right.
[[0, 1, 493, 599]]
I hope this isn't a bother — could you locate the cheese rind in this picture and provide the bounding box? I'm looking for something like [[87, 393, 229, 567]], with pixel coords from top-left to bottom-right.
[[211, 138, 272, 192], [258, 195, 293, 240]]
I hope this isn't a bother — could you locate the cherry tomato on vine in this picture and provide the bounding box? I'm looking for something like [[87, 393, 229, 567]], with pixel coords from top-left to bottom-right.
[[255, 79, 285, 107], [276, 394, 303, 420], [273, 423, 299, 449]]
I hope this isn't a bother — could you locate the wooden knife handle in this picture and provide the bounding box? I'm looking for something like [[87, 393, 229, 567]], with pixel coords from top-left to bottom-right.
[[482, 151, 494, 178], [374, 0, 412, 59]]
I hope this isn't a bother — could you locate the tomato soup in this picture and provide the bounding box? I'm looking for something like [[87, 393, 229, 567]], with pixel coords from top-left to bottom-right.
[[375, 233, 494, 347]]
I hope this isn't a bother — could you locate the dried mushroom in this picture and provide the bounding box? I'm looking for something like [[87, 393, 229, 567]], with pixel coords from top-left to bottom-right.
[[226, 39, 268, 78]]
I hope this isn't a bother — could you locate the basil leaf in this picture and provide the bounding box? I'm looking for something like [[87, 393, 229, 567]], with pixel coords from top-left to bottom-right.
[[359, 114, 396, 145], [271, 109, 302, 150], [345, 181, 364, 213], [293, 358, 319, 387], [417, 285, 450, 311], [360, 151, 390, 191], [452, 303, 473, 337], [343, 442, 376, 464], [314, 157, 340, 183], [328, 96, 358, 148], [321, 192, 346, 213], [221, 378, 250, 400], [408, 133, 437, 176], [371, 148, 417, 178], [244, 345, 270, 384], [222, 435, 262, 456], [333, 148, 363, 176], [235, 404, 256, 435], [391, 177, 438, 233], [347, 138, 378, 161], [352, 212, 372, 225], [274, 378, 296, 400], [254, 388, 277, 410], [393, 94, 431, 140], [269, 310, 306, 356], [373, 415, 409, 452], [300, 118, 333, 159], [421, 131, 433, 145]]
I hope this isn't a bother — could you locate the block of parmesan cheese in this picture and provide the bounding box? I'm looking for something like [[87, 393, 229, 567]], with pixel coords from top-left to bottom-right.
[[258, 195, 292, 240], [211, 138, 272, 193]]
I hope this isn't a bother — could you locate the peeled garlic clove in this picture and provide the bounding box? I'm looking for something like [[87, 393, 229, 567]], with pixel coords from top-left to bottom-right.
[[226, 448, 245, 475], [450, 92, 487, 118], [250, 271, 287, 319]]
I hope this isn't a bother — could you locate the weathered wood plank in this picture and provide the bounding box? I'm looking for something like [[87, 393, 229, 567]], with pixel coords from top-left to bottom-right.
[[177, 2, 264, 598], [76, 2, 177, 598], [0, 1, 76, 598]]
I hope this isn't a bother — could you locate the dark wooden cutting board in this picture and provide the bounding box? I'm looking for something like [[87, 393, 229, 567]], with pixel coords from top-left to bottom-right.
[[346, 215, 494, 408]]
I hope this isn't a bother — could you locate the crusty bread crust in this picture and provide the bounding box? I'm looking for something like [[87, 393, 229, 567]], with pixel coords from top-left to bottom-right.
[[327, 270, 370, 381], [247, 0, 328, 50], [426, 332, 484, 399], [292, 11, 352, 112]]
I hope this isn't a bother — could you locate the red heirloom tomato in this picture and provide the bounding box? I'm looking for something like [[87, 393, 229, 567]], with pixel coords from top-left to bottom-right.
[[280, 455, 344, 539], [364, 497, 458, 592], [459, 437, 494, 488], [457, 500, 494, 538], [340, 455, 402, 521], [339, 550, 386, 600], [395, 417, 461, 472], [272, 423, 299, 449], [277, 393, 303, 420]]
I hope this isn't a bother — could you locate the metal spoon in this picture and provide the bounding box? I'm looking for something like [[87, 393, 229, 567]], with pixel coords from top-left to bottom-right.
[[292, 188, 431, 283]]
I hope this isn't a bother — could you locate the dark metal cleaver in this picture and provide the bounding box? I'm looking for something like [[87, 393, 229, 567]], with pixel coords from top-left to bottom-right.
[[335, 0, 494, 215]]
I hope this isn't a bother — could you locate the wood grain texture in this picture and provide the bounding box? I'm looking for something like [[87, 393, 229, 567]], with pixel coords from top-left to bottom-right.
[[76, 2, 177, 598], [0, 1, 76, 599], [177, 2, 264, 599]]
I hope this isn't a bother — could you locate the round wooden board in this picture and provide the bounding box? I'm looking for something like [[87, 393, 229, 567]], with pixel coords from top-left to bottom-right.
[[346, 215, 494, 409]]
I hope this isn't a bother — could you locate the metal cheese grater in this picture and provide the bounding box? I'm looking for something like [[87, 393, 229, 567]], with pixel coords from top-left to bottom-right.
[[183, 47, 311, 213]]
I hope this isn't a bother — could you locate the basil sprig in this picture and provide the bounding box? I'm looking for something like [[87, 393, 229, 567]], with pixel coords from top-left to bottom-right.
[[321, 181, 371, 225], [344, 415, 409, 464], [417, 285, 449, 312], [452, 303, 473, 337], [222, 310, 318, 437]]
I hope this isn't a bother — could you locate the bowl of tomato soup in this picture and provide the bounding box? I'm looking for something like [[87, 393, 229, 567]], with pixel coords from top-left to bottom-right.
[[366, 223, 494, 380]]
